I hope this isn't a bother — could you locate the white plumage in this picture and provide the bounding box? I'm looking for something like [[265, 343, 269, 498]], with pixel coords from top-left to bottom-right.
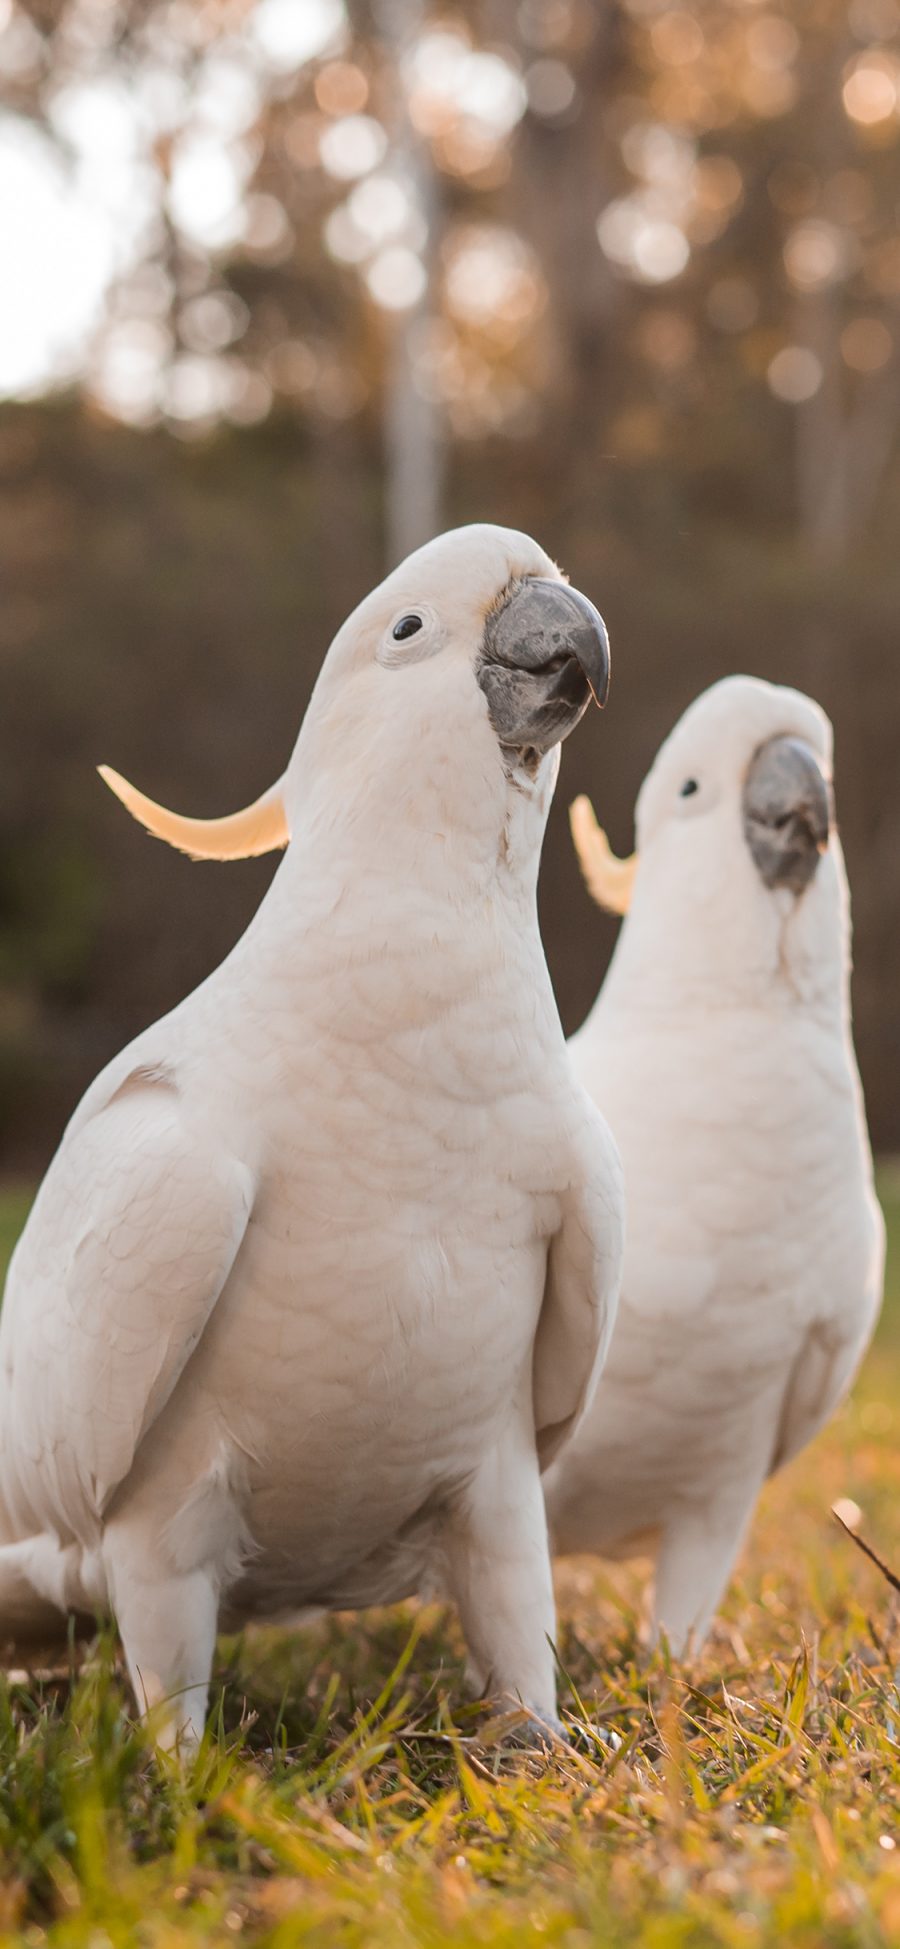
[[0, 524, 623, 1743], [546, 675, 883, 1652]]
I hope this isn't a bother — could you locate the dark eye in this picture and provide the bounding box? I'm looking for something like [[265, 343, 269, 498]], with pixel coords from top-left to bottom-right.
[[392, 613, 424, 641], [680, 778, 699, 798]]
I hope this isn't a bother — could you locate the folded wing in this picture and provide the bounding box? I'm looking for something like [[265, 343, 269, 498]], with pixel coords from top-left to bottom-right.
[[0, 1064, 254, 1543], [532, 1101, 624, 1469]]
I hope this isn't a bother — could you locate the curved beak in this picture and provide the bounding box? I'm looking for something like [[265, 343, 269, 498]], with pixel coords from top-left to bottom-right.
[[478, 577, 610, 762], [742, 735, 832, 895]]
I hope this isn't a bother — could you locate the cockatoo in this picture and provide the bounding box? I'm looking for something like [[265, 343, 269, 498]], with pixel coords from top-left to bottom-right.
[[0, 524, 624, 1745], [545, 675, 883, 1653]]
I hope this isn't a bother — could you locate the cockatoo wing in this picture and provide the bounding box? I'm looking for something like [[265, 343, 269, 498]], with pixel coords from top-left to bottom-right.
[[533, 1102, 623, 1469], [769, 1203, 885, 1473], [1, 1063, 254, 1541]]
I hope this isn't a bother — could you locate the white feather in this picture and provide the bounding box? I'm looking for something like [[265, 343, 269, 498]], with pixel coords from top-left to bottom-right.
[[0, 524, 623, 1742], [545, 675, 883, 1652]]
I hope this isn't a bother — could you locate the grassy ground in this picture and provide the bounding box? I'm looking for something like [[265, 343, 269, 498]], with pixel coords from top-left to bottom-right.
[[0, 1181, 898, 1946]]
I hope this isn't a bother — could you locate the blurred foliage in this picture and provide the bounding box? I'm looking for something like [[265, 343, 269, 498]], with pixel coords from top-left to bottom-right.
[[1, 397, 899, 1162], [6, 0, 900, 551], [1, 0, 899, 1157]]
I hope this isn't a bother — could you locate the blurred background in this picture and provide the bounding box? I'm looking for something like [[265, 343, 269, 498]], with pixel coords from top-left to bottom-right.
[[1, 0, 899, 1167]]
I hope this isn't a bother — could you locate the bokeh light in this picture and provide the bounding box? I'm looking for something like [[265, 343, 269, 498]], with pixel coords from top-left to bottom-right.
[[245, 193, 292, 260], [319, 115, 387, 182], [650, 12, 705, 67], [842, 53, 899, 124], [767, 346, 824, 402], [252, 0, 346, 73], [598, 197, 690, 284], [315, 61, 368, 115], [180, 290, 249, 352], [365, 246, 427, 312], [525, 59, 577, 119], [443, 225, 545, 334], [783, 220, 850, 290], [405, 28, 526, 156], [168, 139, 252, 249], [90, 318, 171, 425]]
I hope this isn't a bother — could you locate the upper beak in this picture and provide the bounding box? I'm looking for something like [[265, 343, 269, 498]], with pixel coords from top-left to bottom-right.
[[478, 576, 610, 760], [742, 734, 832, 895]]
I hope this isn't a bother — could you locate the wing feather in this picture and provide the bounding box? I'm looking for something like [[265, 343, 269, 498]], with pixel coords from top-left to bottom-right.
[[770, 1193, 884, 1474], [0, 1067, 254, 1541], [533, 1098, 624, 1469]]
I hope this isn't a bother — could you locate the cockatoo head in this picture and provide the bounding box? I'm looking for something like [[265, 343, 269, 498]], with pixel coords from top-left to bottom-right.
[[633, 675, 833, 890], [573, 676, 845, 1004], [99, 525, 609, 881]]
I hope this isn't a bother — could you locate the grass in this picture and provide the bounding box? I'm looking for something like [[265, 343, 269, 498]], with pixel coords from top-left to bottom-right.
[[0, 1183, 899, 1945]]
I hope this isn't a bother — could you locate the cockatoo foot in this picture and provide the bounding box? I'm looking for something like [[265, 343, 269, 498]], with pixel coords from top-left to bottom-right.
[[509, 1707, 564, 1751], [102, 1527, 218, 1753], [145, 1705, 202, 1760], [558, 1715, 623, 1759], [473, 1697, 564, 1752]]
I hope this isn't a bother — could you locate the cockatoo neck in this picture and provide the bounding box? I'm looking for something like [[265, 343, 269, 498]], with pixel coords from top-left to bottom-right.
[[268, 667, 561, 925], [596, 838, 851, 1029]]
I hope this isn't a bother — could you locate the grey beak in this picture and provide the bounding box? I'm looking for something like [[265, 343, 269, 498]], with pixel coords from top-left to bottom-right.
[[478, 577, 610, 764], [742, 735, 832, 895]]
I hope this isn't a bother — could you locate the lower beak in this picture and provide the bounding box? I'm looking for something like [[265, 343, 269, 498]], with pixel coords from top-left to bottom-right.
[[478, 577, 610, 760]]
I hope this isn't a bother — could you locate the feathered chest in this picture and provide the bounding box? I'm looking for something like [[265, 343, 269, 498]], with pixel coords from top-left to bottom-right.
[[575, 1005, 875, 1335], [185, 912, 570, 1194]]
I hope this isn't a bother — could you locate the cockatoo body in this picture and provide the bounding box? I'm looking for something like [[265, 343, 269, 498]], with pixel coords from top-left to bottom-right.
[[0, 526, 623, 1741], [546, 676, 883, 1652]]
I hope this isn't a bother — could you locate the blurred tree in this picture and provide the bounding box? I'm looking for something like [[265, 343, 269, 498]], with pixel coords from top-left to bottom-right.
[[3, 0, 900, 1159], [9, 0, 900, 557]]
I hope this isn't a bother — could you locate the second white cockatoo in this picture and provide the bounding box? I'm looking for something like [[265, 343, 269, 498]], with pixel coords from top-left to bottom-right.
[[0, 524, 625, 1745], [545, 675, 883, 1653]]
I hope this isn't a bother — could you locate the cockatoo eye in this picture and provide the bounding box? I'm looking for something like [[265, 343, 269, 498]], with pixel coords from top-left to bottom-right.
[[674, 770, 719, 820], [377, 602, 445, 668], [392, 613, 424, 641]]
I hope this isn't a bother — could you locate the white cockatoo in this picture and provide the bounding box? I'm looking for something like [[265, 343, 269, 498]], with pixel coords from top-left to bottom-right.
[[0, 524, 624, 1744], [545, 675, 883, 1653]]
